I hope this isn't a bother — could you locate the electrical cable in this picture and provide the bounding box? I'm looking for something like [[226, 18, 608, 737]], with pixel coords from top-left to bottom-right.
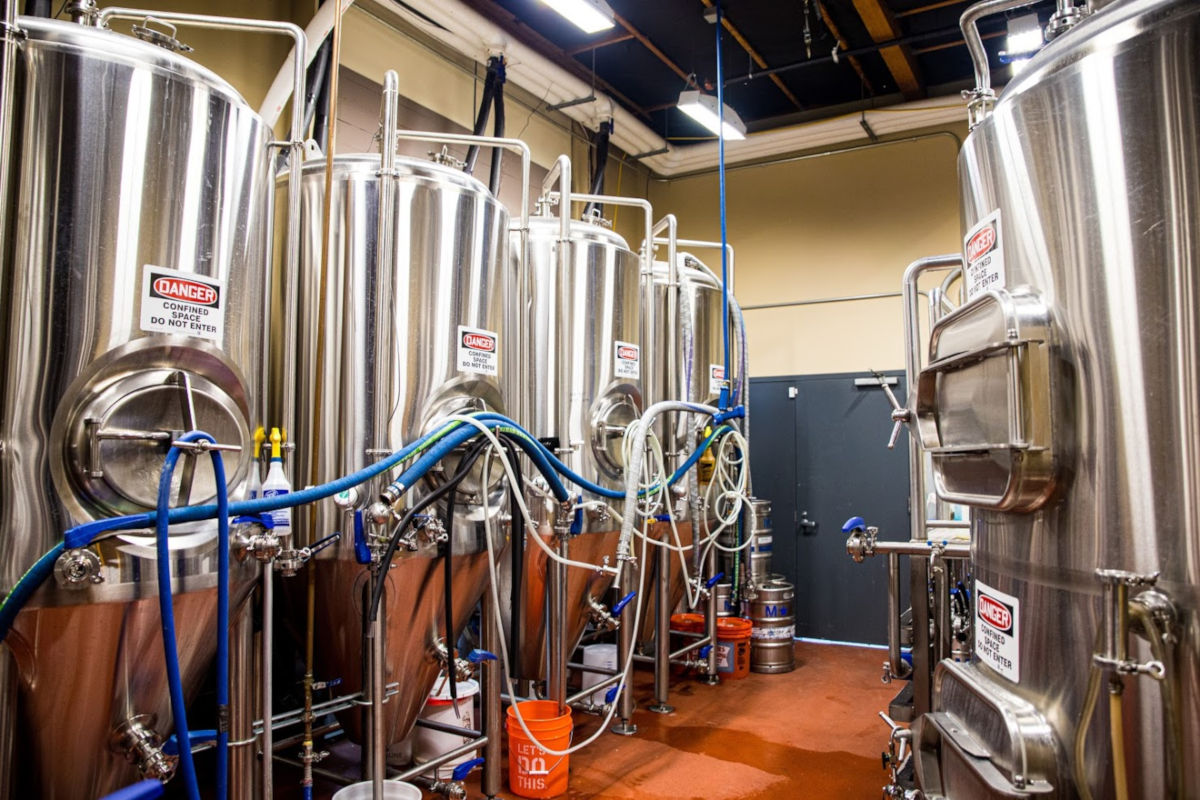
[[714, 0, 732, 412]]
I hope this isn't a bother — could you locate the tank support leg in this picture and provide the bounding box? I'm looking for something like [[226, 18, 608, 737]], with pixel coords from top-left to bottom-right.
[[229, 595, 258, 800], [704, 544, 720, 685], [649, 526, 674, 713], [481, 588, 502, 799], [612, 558, 638, 735]]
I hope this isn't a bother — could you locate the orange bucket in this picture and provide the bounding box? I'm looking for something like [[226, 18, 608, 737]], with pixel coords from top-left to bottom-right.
[[506, 700, 573, 798], [715, 617, 753, 680], [670, 612, 705, 633]]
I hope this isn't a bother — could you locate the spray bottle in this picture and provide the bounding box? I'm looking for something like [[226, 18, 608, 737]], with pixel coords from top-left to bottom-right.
[[262, 427, 292, 535], [247, 426, 266, 499]]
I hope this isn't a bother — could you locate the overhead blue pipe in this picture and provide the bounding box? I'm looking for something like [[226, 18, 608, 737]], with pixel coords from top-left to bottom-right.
[[715, 0, 733, 412]]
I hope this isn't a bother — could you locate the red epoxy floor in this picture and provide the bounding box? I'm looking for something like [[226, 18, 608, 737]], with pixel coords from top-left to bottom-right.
[[282, 641, 898, 799], [492, 641, 897, 800]]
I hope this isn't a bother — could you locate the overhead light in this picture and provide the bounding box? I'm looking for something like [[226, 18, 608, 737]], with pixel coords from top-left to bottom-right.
[[677, 89, 746, 141], [1002, 13, 1043, 75], [539, 0, 615, 34]]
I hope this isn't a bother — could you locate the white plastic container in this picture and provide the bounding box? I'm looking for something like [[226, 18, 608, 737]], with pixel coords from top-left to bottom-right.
[[331, 781, 421, 800], [581, 643, 618, 705], [413, 678, 480, 778]]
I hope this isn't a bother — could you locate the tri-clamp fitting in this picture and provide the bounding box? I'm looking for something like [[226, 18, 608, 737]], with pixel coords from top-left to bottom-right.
[[110, 715, 176, 782], [845, 524, 879, 563], [434, 639, 475, 683]]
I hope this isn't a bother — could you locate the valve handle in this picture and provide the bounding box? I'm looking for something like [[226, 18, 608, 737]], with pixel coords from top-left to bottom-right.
[[705, 572, 725, 589], [605, 686, 620, 704], [699, 644, 713, 659], [611, 591, 637, 616], [841, 516, 866, 533], [452, 758, 485, 782], [309, 531, 341, 556], [467, 649, 497, 663], [353, 511, 371, 565]]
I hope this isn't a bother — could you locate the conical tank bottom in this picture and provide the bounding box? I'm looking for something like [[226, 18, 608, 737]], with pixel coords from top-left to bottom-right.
[[8, 579, 255, 798], [499, 527, 622, 681], [636, 520, 697, 647], [310, 550, 498, 745]]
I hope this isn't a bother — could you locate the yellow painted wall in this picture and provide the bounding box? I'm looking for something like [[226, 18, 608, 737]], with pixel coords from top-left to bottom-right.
[[649, 130, 965, 377]]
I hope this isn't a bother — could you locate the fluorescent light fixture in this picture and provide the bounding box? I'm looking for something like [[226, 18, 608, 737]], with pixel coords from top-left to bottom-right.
[[1004, 13, 1043, 75], [677, 89, 746, 141], [539, 0, 615, 34]]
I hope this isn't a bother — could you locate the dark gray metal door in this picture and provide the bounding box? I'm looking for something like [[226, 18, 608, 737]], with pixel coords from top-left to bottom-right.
[[748, 371, 910, 645]]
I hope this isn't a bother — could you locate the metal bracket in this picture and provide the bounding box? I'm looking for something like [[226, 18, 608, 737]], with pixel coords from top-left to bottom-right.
[[1093, 569, 1167, 680]]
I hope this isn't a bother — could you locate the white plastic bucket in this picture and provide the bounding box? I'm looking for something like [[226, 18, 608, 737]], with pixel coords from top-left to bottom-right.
[[581, 644, 618, 704], [331, 781, 422, 800], [413, 677, 480, 778]]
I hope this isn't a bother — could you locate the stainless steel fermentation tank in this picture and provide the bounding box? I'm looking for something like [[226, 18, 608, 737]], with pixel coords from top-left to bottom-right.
[[499, 215, 643, 683], [0, 16, 271, 798], [913, 1, 1200, 797], [283, 153, 512, 746], [637, 252, 739, 646]]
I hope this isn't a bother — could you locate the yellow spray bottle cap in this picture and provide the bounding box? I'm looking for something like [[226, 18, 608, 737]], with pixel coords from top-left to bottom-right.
[[253, 426, 266, 459], [270, 427, 283, 461]]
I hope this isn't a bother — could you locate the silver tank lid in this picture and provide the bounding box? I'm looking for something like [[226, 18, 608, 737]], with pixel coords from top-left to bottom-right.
[[17, 16, 253, 109]]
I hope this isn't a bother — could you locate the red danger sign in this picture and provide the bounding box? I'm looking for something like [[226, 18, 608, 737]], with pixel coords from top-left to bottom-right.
[[966, 224, 997, 262], [462, 332, 496, 352], [979, 594, 1013, 633], [151, 276, 220, 306]]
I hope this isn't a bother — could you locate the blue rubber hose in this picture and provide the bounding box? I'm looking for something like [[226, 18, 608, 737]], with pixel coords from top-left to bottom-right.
[[0, 541, 64, 644], [98, 779, 165, 800], [155, 431, 214, 800]]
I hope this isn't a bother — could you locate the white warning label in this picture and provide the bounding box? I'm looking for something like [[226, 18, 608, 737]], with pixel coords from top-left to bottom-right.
[[140, 265, 225, 342], [614, 341, 640, 379], [709, 363, 726, 396], [975, 579, 1020, 682], [964, 210, 1005, 302], [457, 325, 499, 376]]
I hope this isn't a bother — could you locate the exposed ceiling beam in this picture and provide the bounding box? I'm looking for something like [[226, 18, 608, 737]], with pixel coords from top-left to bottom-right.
[[698, 0, 803, 111], [850, 0, 924, 99], [455, 0, 654, 121], [565, 30, 634, 55], [895, 0, 968, 18], [816, 2, 875, 95], [912, 29, 1002, 55], [611, 11, 691, 84]]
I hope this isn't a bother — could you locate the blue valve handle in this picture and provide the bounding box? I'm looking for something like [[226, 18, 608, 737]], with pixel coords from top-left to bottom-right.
[[99, 780, 166, 800], [452, 758, 485, 782], [699, 645, 713, 659], [611, 591, 636, 616], [705, 572, 725, 589], [467, 649, 497, 663], [841, 515, 866, 533], [309, 531, 341, 556], [232, 513, 274, 529], [353, 511, 371, 565], [604, 686, 620, 704], [569, 494, 584, 536]]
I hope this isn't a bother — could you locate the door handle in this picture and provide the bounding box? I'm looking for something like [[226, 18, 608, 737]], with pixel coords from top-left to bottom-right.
[[799, 512, 818, 536]]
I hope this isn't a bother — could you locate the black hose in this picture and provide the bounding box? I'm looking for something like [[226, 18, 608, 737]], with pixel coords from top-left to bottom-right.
[[582, 120, 612, 218], [24, 0, 51, 16], [487, 59, 507, 196], [442, 477, 458, 703], [308, 38, 334, 153], [366, 437, 492, 625], [463, 59, 499, 175], [502, 435, 525, 678]]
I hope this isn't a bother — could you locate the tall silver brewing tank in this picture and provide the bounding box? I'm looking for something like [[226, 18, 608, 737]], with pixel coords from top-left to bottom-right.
[[499, 215, 643, 680], [638, 252, 740, 643], [284, 153, 511, 746], [0, 17, 270, 797], [912, 1, 1200, 797]]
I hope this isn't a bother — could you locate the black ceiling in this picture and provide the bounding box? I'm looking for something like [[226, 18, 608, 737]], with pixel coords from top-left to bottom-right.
[[464, 0, 1058, 143]]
